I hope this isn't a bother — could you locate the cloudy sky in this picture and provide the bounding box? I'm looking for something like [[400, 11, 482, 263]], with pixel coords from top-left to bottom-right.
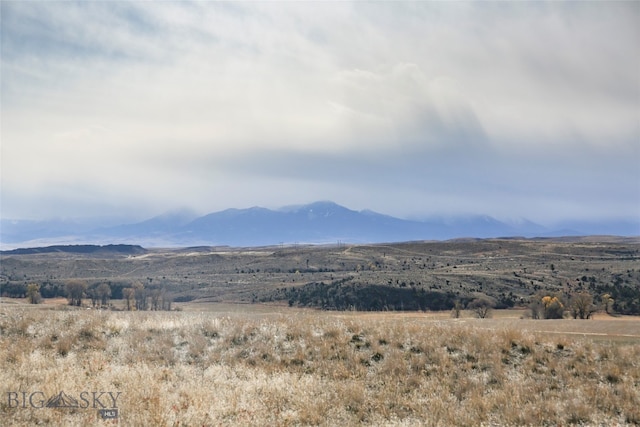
[[2, 1, 639, 225]]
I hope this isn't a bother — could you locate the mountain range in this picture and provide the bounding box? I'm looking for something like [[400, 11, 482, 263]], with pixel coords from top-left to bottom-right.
[[1, 201, 638, 249]]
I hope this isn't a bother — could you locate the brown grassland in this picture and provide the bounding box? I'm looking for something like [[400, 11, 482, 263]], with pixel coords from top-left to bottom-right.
[[1, 301, 639, 426], [1, 238, 639, 425]]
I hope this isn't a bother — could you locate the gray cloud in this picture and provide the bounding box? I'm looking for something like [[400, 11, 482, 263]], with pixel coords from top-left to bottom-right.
[[1, 1, 638, 224]]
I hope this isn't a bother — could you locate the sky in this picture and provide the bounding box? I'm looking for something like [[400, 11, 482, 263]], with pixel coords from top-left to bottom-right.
[[1, 1, 639, 225]]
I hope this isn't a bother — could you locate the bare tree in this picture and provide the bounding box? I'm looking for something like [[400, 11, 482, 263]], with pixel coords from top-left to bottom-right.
[[122, 288, 135, 311], [88, 287, 99, 307], [528, 298, 544, 319], [150, 289, 161, 311], [133, 282, 148, 310], [26, 283, 41, 304], [160, 288, 172, 311], [451, 300, 462, 318], [569, 292, 596, 319], [469, 298, 494, 319], [65, 280, 87, 307], [96, 283, 112, 307]]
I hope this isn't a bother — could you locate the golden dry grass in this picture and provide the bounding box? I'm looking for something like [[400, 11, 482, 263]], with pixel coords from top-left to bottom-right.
[[1, 305, 639, 426]]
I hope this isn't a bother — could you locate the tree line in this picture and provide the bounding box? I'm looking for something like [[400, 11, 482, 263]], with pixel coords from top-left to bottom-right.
[[457, 290, 612, 320], [527, 291, 611, 320], [19, 280, 173, 311], [265, 278, 458, 311]]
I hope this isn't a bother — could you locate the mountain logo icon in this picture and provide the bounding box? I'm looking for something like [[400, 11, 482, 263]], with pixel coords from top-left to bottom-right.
[[45, 391, 79, 408]]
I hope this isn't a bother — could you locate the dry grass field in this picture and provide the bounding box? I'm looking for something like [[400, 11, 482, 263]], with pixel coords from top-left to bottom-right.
[[1, 238, 639, 425], [1, 301, 639, 426]]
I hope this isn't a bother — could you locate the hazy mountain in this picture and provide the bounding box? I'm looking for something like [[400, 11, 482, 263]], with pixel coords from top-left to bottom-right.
[[550, 219, 640, 237], [96, 208, 198, 237], [1, 202, 638, 249], [0, 219, 91, 242]]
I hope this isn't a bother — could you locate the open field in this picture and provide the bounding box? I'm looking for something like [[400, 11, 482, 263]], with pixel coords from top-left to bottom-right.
[[1, 302, 639, 426], [176, 302, 640, 342]]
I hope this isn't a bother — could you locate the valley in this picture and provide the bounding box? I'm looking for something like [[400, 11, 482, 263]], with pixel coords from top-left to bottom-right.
[[2, 237, 639, 314]]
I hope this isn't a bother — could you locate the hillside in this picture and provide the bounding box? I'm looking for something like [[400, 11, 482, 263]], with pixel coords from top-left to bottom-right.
[[2, 237, 639, 314]]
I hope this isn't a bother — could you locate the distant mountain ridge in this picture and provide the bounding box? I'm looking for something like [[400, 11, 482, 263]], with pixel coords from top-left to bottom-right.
[[1, 201, 638, 249], [1, 244, 147, 255]]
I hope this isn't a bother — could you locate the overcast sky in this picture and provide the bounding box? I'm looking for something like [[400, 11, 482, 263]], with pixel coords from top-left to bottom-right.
[[1, 1, 639, 225]]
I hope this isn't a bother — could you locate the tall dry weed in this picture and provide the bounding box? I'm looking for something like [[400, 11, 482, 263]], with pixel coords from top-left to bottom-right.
[[0, 308, 638, 426]]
